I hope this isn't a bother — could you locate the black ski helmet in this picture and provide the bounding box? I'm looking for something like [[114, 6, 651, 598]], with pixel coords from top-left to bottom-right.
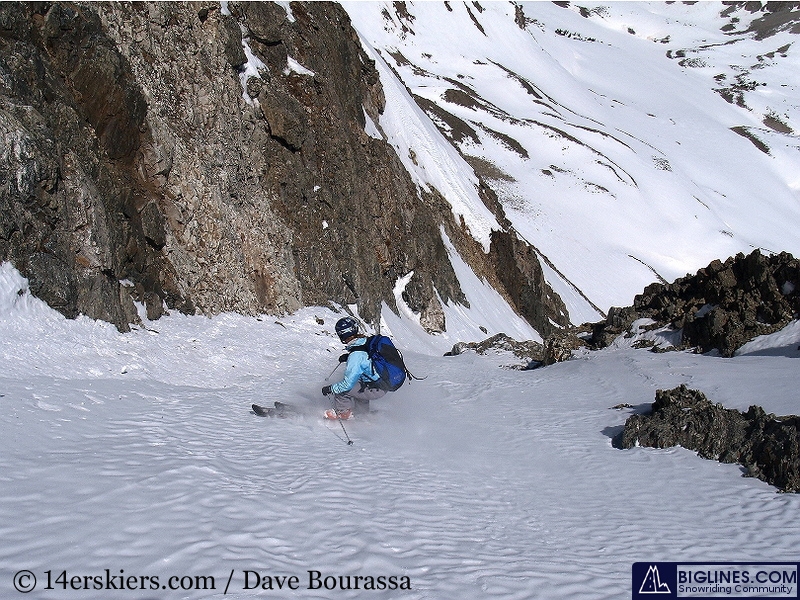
[[335, 317, 359, 343]]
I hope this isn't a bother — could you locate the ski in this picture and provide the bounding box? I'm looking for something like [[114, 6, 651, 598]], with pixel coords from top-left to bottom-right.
[[252, 403, 276, 417], [252, 401, 301, 417]]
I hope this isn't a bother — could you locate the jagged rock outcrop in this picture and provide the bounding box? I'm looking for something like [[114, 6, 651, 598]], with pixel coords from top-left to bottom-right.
[[615, 385, 800, 493], [589, 250, 799, 356], [446, 328, 592, 369], [542, 328, 588, 365], [445, 333, 544, 367], [0, 1, 567, 336], [530, 249, 798, 364]]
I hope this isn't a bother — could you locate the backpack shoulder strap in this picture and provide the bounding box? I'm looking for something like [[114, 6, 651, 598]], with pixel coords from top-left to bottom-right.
[[346, 335, 375, 355]]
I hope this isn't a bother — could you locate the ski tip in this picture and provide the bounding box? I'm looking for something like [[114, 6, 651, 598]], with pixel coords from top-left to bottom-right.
[[252, 403, 272, 417]]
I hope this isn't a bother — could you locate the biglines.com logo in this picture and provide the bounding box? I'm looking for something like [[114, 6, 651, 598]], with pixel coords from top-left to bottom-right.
[[632, 563, 798, 600]]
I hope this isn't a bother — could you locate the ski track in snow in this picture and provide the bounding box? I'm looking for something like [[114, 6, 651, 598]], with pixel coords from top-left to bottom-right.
[[2, 303, 799, 599]]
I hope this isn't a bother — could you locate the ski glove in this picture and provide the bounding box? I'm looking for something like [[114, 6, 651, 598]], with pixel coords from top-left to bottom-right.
[[338, 353, 349, 363], [322, 385, 332, 396]]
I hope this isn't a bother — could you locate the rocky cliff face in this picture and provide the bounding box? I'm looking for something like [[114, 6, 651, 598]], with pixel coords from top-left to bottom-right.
[[0, 1, 567, 335]]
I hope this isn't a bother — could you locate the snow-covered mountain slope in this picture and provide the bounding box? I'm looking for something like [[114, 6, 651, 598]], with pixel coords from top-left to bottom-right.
[[1, 263, 799, 599], [342, 1, 800, 325], [3, 3, 800, 597]]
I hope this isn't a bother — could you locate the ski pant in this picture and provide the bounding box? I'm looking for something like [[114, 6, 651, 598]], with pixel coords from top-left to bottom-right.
[[332, 384, 387, 414]]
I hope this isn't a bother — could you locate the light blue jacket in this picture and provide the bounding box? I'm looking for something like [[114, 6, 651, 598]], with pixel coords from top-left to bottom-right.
[[331, 337, 381, 394]]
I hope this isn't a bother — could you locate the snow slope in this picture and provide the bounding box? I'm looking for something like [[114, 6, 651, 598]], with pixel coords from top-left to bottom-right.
[[342, 1, 800, 325], [2, 3, 800, 598], [1, 264, 799, 599]]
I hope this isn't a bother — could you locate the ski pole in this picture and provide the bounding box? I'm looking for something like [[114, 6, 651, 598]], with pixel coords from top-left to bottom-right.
[[337, 415, 353, 446], [324, 362, 352, 444], [329, 396, 354, 446], [325, 361, 343, 381]]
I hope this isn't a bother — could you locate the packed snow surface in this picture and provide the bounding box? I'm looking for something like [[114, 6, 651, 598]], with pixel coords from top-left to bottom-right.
[[1, 264, 799, 599], [3, 4, 800, 597]]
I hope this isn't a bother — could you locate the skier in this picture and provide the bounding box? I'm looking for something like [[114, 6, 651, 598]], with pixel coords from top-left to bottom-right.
[[321, 317, 387, 420]]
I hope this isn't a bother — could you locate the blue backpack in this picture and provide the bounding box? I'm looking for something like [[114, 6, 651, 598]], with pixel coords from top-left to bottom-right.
[[352, 335, 410, 392]]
